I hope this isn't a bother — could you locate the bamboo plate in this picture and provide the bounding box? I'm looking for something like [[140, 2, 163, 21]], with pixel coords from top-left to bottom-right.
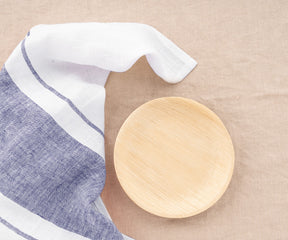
[[114, 97, 234, 218]]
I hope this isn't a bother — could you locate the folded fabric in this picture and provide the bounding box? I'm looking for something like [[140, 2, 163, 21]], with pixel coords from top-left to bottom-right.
[[0, 23, 197, 240]]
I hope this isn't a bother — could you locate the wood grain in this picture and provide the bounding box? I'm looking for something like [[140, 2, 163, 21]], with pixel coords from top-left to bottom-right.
[[1, 1, 288, 238], [114, 97, 234, 218]]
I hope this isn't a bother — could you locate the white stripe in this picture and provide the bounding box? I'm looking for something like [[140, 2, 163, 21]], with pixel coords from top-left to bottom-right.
[[25, 35, 108, 133], [94, 197, 112, 220], [0, 223, 27, 240], [94, 198, 134, 240], [123, 234, 134, 240], [0, 193, 90, 240], [0, 193, 133, 240], [5, 42, 105, 158]]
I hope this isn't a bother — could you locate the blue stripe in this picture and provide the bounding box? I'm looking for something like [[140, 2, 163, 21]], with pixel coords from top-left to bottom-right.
[[0, 67, 122, 239], [20, 38, 104, 137], [0, 217, 38, 240]]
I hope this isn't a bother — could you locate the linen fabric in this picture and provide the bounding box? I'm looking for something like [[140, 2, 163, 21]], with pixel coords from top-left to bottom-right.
[[0, 23, 197, 240]]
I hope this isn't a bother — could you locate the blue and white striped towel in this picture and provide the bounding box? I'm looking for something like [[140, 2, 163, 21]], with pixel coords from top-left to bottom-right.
[[0, 23, 197, 240]]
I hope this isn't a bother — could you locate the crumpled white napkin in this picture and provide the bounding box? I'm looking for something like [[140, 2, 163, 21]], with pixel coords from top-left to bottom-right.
[[0, 23, 197, 240]]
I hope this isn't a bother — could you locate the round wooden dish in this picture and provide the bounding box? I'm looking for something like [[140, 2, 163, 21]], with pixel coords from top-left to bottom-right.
[[114, 97, 234, 218]]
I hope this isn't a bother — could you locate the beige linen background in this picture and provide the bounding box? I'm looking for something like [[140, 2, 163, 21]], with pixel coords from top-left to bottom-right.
[[0, 0, 288, 239]]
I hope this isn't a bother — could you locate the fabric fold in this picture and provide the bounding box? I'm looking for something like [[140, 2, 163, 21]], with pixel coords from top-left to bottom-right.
[[0, 22, 196, 240]]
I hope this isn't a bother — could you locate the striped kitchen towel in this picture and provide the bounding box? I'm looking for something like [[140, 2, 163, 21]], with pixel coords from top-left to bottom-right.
[[0, 23, 197, 240]]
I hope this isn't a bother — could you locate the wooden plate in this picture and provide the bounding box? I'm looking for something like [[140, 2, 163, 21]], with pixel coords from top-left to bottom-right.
[[114, 97, 234, 218]]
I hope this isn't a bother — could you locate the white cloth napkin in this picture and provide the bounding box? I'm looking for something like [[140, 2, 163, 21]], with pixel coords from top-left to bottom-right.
[[0, 23, 197, 240]]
